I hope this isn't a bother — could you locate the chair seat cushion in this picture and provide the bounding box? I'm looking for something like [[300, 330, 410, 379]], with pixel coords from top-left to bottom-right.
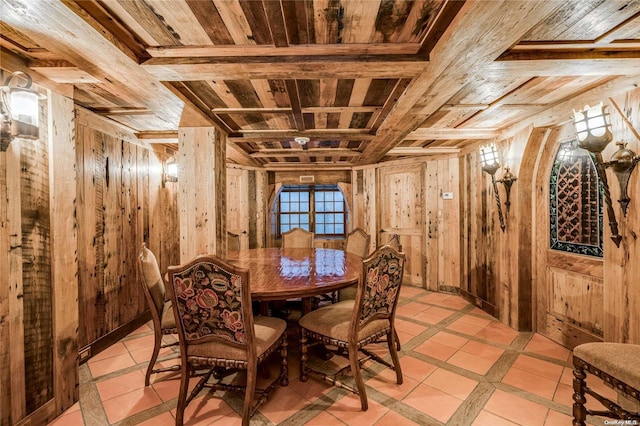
[[299, 300, 389, 343], [574, 342, 640, 391], [187, 316, 286, 361], [338, 285, 357, 301], [160, 299, 176, 330]]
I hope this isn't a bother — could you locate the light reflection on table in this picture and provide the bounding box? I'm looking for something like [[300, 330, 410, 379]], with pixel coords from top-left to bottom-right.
[[226, 248, 360, 301]]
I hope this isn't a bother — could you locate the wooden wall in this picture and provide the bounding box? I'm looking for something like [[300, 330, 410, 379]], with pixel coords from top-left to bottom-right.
[[1, 91, 82, 425], [351, 156, 461, 291], [227, 165, 268, 250], [463, 86, 640, 344], [76, 112, 179, 349]]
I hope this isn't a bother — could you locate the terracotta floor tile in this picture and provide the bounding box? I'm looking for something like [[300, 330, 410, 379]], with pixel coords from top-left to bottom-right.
[[398, 354, 438, 382], [403, 383, 463, 423], [484, 389, 549, 426], [102, 386, 163, 423], [552, 382, 574, 406], [288, 375, 331, 402], [47, 410, 84, 426], [472, 410, 519, 426], [123, 334, 157, 353], [524, 334, 572, 361], [447, 350, 496, 375], [395, 302, 430, 318], [512, 354, 564, 382], [423, 368, 478, 399], [129, 344, 175, 365], [560, 366, 574, 385], [417, 292, 453, 305], [172, 393, 236, 425], [258, 384, 312, 424], [325, 392, 390, 424], [151, 374, 198, 402], [136, 411, 176, 426], [460, 340, 505, 361], [544, 410, 574, 426], [400, 286, 426, 299], [429, 331, 469, 349], [502, 366, 559, 399], [475, 323, 519, 346], [129, 323, 153, 336], [455, 314, 493, 328], [88, 353, 136, 378], [395, 319, 428, 336], [413, 306, 455, 324], [95, 369, 145, 401], [89, 342, 128, 363], [374, 409, 421, 426], [303, 410, 345, 425], [469, 307, 496, 319], [446, 320, 486, 336], [396, 330, 415, 346], [366, 365, 420, 400], [413, 339, 457, 361]]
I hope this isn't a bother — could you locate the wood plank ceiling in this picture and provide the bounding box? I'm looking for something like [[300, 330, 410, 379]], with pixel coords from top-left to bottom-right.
[[1, 0, 639, 168]]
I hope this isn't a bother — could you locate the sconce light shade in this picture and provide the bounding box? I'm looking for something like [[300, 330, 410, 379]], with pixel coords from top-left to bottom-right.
[[162, 156, 178, 186], [479, 143, 500, 175], [0, 71, 46, 152], [572, 103, 613, 153]]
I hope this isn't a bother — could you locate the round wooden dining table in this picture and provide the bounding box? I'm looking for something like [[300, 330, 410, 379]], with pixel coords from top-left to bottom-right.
[[226, 247, 362, 313]]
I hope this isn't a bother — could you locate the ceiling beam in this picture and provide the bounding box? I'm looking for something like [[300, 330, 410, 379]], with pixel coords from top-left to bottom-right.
[[387, 147, 461, 156], [0, 0, 184, 127], [142, 59, 427, 80], [250, 148, 361, 158], [407, 128, 500, 140], [146, 44, 421, 58], [356, 0, 563, 165], [228, 130, 374, 141]]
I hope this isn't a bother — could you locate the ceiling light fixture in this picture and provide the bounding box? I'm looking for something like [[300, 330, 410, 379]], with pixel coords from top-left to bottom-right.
[[294, 136, 310, 146]]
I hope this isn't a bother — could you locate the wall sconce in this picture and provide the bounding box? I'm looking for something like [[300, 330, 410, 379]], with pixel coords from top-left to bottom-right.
[[479, 143, 518, 232], [572, 102, 639, 247], [162, 156, 178, 187], [0, 71, 46, 152]]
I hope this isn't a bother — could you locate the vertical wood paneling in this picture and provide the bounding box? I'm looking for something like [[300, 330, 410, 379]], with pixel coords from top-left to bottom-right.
[[48, 93, 79, 415], [0, 148, 10, 426], [179, 126, 226, 261], [6, 140, 26, 422], [227, 167, 249, 249], [21, 131, 53, 413]]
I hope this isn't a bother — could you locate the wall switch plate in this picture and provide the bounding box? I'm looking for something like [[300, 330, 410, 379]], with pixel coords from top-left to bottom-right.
[[442, 192, 454, 200]]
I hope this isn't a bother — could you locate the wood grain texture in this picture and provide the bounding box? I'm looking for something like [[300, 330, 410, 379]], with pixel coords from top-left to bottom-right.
[[226, 248, 361, 300], [48, 93, 79, 417]]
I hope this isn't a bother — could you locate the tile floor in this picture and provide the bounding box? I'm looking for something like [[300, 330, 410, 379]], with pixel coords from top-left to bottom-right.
[[49, 288, 616, 426]]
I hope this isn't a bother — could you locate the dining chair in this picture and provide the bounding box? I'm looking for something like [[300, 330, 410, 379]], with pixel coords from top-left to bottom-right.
[[572, 342, 640, 425], [227, 230, 241, 251], [281, 227, 314, 248], [167, 254, 289, 426], [137, 243, 179, 386], [338, 228, 371, 301], [299, 245, 405, 411]]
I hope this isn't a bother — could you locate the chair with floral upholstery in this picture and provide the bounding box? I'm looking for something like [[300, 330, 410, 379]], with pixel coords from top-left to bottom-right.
[[299, 245, 405, 411], [167, 254, 289, 426], [137, 243, 179, 386]]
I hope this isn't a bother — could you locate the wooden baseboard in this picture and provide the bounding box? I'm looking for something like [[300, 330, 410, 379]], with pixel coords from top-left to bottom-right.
[[458, 288, 498, 318], [78, 311, 152, 364]]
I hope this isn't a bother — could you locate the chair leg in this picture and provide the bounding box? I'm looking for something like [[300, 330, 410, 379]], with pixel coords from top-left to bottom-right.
[[145, 328, 162, 386], [387, 330, 403, 385], [175, 362, 192, 426], [572, 362, 588, 426], [280, 336, 289, 386], [394, 326, 401, 351], [242, 362, 257, 426], [300, 329, 308, 382], [349, 345, 368, 411]]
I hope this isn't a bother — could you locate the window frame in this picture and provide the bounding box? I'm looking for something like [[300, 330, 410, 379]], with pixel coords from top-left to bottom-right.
[[275, 184, 346, 239]]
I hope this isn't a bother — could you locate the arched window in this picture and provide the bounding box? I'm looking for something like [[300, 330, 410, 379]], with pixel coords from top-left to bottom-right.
[[549, 141, 603, 257], [275, 184, 346, 238]]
